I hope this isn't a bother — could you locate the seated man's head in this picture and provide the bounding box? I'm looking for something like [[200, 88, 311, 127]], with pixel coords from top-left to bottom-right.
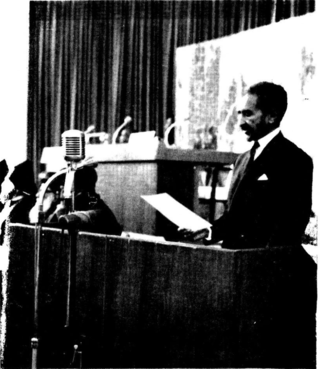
[[237, 81, 288, 141], [6, 160, 37, 199], [74, 166, 98, 194]]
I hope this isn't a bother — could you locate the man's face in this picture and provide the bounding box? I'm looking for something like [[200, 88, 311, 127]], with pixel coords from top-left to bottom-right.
[[237, 93, 272, 142]]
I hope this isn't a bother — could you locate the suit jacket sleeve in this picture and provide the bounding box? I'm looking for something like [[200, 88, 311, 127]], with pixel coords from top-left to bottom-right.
[[266, 148, 313, 247]]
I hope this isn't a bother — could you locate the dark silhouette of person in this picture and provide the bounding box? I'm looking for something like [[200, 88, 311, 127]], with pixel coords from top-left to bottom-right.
[[180, 82, 313, 250], [4, 160, 37, 225], [46, 166, 122, 236]]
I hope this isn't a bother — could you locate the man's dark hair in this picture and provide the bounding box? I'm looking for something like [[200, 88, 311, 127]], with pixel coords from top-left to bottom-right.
[[74, 166, 98, 192], [9, 160, 37, 196], [247, 81, 288, 125]]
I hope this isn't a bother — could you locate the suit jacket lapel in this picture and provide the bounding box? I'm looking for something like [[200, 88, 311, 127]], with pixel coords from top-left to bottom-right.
[[227, 151, 251, 207], [227, 132, 284, 208]]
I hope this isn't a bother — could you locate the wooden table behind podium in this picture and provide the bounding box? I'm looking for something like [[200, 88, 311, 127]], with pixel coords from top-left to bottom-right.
[[4, 224, 316, 368], [41, 142, 238, 236]]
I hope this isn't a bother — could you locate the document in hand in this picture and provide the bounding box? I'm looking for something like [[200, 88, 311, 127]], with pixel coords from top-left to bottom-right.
[[141, 193, 212, 232]]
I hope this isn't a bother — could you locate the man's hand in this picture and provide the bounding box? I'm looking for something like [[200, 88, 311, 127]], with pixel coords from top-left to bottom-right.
[[177, 227, 210, 242]]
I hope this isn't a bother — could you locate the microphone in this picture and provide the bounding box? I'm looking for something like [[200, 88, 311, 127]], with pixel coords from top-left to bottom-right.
[[112, 116, 132, 144], [61, 130, 86, 208], [62, 130, 85, 163], [124, 116, 132, 124], [84, 125, 95, 134]]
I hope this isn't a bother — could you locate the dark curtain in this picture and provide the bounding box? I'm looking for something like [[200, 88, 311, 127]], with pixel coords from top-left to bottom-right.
[[27, 0, 315, 179]]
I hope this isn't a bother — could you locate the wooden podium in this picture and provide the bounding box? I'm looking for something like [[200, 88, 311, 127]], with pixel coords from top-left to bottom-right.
[[4, 224, 316, 368], [41, 142, 238, 235]]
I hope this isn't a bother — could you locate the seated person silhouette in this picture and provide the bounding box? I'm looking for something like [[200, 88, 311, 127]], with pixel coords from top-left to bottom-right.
[[40, 166, 122, 236], [0, 159, 9, 213], [0, 160, 37, 243], [1, 160, 37, 224]]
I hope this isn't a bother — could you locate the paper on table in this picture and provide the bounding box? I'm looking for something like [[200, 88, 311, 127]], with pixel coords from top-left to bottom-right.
[[141, 193, 211, 232]]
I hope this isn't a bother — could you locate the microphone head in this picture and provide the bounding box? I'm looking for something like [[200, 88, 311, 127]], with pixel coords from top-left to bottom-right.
[[124, 116, 132, 124], [84, 125, 95, 134], [62, 130, 85, 162]]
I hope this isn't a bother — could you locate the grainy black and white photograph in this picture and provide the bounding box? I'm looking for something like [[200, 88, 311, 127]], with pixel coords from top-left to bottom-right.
[[0, 1, 318, 368]]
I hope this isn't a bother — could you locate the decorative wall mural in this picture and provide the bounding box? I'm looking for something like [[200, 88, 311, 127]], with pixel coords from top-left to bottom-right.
[[175, 12, 317, 157], [176, 12, 317, 246]]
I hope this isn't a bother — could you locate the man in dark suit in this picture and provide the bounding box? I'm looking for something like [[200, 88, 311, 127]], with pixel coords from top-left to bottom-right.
[[180, 82, 316, 367], [211, 81, 313, 249], [182, 81, 313, 250]]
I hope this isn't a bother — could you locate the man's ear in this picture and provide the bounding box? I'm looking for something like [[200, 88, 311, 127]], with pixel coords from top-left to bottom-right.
[[266, 113, 277, 125]]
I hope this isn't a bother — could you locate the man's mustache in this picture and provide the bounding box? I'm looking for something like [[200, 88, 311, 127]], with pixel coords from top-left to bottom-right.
[[240, 122, 251, 131]]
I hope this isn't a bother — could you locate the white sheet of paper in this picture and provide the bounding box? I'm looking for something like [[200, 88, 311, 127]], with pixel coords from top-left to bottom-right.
[[141, 193, 211, 231]]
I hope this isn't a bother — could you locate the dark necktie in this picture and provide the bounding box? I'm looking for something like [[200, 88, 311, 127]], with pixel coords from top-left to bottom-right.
[[247, 141, 260, 167], [228, 141, 260, 204]]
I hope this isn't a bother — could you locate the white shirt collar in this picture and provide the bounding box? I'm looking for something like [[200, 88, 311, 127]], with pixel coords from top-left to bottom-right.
[[254, 128, 281, 159]]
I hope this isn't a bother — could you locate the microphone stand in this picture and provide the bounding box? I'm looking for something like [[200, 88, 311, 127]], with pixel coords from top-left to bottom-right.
[[31, 158, 97, 368], [31, 169, 67, 369], [53, 162, 81, 366], [41, 163, 78, 366], [62, 161, 90, 367], [62, 226, 78, 367], [63, 162, 76, 327]]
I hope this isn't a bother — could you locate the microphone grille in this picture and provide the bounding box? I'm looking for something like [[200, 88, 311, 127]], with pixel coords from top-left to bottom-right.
[[62, 130, 85, 162]]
